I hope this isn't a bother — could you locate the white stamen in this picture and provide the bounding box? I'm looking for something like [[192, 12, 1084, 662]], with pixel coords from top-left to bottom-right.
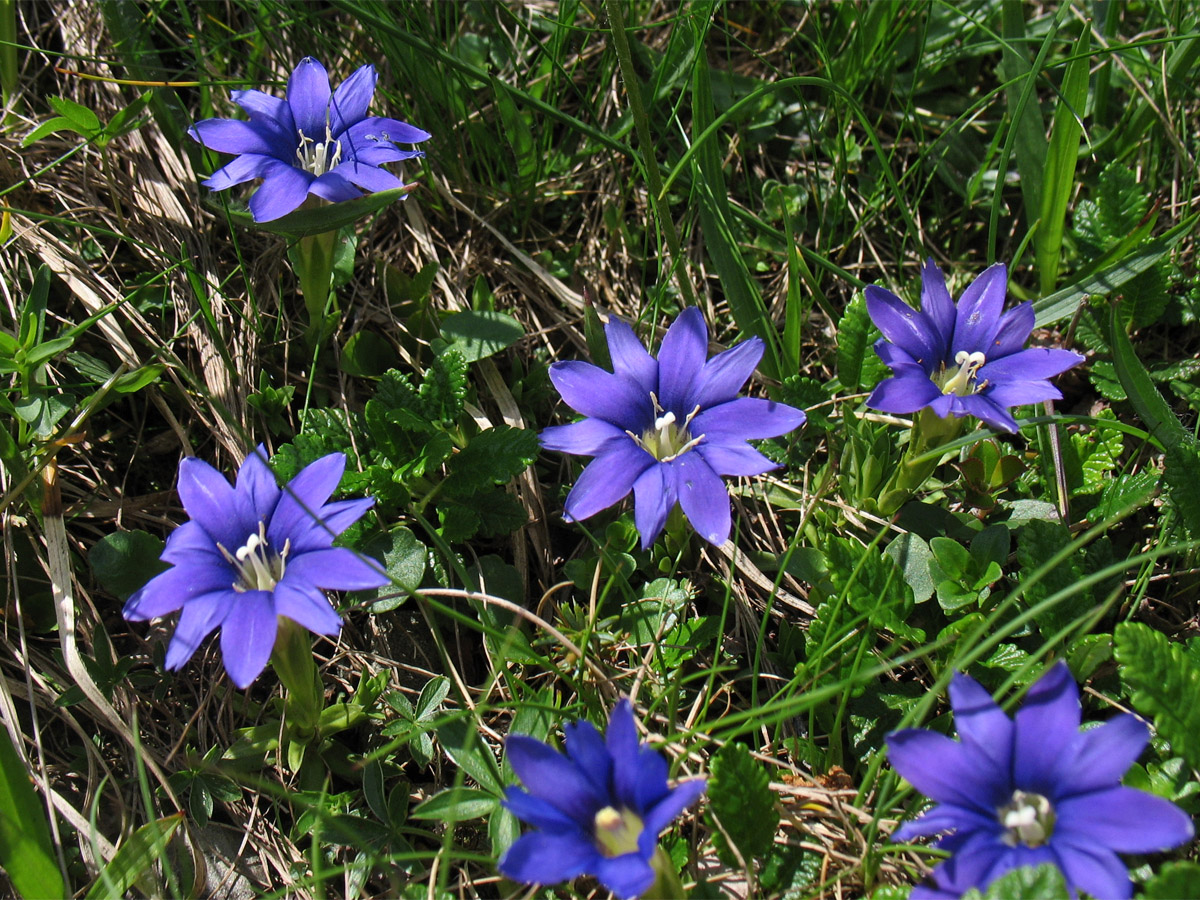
[[221, 521, 289, 593], [296, 123, 343, 176]]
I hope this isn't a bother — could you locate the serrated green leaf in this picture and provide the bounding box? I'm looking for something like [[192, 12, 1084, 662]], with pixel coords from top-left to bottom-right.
[[1016, 519, 1085, 637], [836, 293, 874, 393], [1115, 622, 1200, 772], [1089, 471, 1158, 523], [1067, 411, 1124, 496], [420, 347, 468, 422], [1141, 861, 1200, 900], [472, 489, 530, 538], [821, 537, 922, 642], [444, 426, 538, 498], [962, 863, 1068, 900], [439, 310, 524, 362], [1164, 441, 1200, 537], [1034, 215, 1197, 327], [437, 504, 480, 543], [706, 742, 778, 867]]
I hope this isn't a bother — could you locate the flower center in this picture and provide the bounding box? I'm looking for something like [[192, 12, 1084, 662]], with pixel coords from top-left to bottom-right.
[[219, 521, 289, 593], [628, 392, 704, 461], [296, 123, 343, 176], [998, 790, 1055, 847], [593, 805, 644, 858], [938, 350, 988, 396]]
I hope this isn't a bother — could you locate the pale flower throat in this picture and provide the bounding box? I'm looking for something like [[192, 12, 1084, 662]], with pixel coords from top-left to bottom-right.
[[998, 790, 1055, 847], [938, 349, 987, 396], [593, 805, 644, 857], [219, 521, 289, 592], [296, 122, 343, 176], [628, 392, 705, 461]]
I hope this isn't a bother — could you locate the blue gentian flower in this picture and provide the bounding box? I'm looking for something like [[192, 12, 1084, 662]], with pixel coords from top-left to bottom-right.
[[498, 699, 707, 899], [541, 308, 806, 549], [189, 57, 431, 222], [866, 259, 1084, 433], [887, 662, 1194, 899], [123, 447, 388, 688]]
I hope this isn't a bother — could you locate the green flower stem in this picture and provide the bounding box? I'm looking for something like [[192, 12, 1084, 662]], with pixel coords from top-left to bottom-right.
[[877, 408, 965, 516], [643, 846, 688, 899], [295, 228, 338, 342], [0, 0, 18, 125], [271, 618, 324, 737]]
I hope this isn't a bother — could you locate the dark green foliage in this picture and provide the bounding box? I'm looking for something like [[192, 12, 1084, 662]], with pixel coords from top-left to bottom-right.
[[835, 293, 878, 394], [1114, 623, 1200, 773], [88, 530, 168, 600], [1015, 519, 1088, 637], [1141, 862, 1200, 900], [706, 742, 778, 869], [962, 864, 1069, 900], [444, 426, 539, 498]]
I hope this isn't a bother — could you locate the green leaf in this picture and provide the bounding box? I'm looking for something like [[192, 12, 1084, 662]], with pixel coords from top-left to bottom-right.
[[0, 726, 64, 900], [1035, 24, 1090, 295], [1066, 410, 1123, 496], [835, 293, 875, 394], [410, 787, 495, 822], [215, 186, 415, 237], [444, 426, 538, 498], [1089, 471, 1158, 523], [471, 489, 530, 538], [1114, 622, 1200, 772], [1141, 861, 1200, 900], [47, 96, 101, 133], [819, 537, 921, 642], [419, 347, 468, 422], [1119, 262, 1170, 331], [341, 331, 397, 378], [415, 676, 451, 721], [884, 532, 935, 604], [962, 864, 1068, 900], [22, 117, 87, 146], [691, 55, 782, 381], [1015, 519, 1085, 638], [439, 310, 525, 362], [361, 527, 426, 613], [436, 718, 502, 795], [706, 741, 778, 867], [88, 530, 168, 601], [84, 813, 183, 900], [1109, 301, 1200, 534], [1034, 215, 1197, 327]]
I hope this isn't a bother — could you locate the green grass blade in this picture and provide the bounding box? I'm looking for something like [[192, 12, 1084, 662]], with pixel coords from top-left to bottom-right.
[[998, 0, 1046, 228], [0, 726, 64, 900], [1036, 25, 1092, 294], [1033, 213, 1198, 326], [84, 813, 183, 900]]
